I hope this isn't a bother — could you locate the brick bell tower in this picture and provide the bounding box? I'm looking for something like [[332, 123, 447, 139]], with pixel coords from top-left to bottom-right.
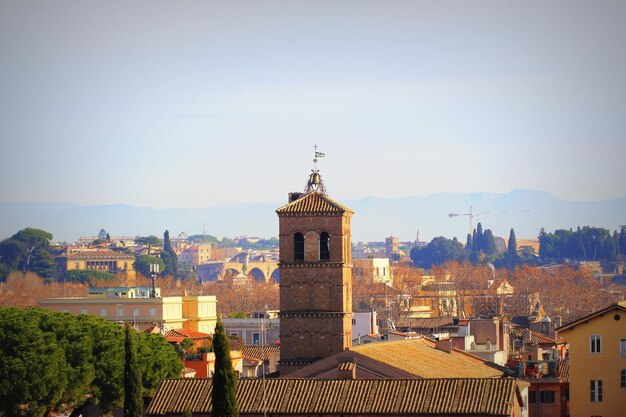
[[276, 160, 354, 375]]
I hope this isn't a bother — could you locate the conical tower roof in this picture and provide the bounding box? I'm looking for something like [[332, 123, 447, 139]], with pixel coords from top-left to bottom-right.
[[276, 190, 353, 216]]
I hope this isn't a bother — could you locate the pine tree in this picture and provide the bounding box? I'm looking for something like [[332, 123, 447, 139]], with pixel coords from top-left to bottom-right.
[[124, 324, 143, 417], [212, 317, 238, 417]]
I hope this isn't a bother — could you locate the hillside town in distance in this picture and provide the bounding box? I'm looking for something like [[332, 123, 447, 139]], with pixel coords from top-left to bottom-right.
[[1, 169, 625, 417]]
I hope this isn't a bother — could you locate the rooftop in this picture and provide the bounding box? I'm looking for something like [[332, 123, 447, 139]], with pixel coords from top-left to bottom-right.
[[276, 191, 353, 215], [349, 337, 507, 379], [63, 250, 135, 260], [147, 378, 524, 417]]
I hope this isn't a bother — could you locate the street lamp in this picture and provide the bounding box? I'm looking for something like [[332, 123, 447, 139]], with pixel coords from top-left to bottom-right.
[[150, 263, 160, 298]]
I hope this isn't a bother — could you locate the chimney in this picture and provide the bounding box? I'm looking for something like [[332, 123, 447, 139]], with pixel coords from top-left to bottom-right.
[[435, 338, 452, 353], [337, 362, 356, 380], [288, 192, 303, 203]]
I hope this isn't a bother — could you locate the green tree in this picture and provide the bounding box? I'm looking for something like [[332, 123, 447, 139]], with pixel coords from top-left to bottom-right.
[[482, 229, 496, 256], [136, 332, 182, 398], [66, 269, 116, 283], [77, 314, 124, 413], [134, 255, 165, 277], [134, 235, 162, 256], [507, 228, 518, 257], [410, 236, 466, 270], [212, 317, 238, 417], [0, 307, 67, 417], [35, 310, 95, 413], [0, 239, 27, 277], [12, 228, 53, 271], [162, 230, 178, 277], [124, 324, 143, 417], [29, 245, 55, 279], [619, 227, 626, 256]]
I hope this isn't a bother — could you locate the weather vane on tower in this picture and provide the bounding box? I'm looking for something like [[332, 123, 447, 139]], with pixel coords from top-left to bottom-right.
[[306, 144, 327, 194]]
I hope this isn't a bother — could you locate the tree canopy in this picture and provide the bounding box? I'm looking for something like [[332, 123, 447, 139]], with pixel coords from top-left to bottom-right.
[[0, 307, 181, 416], [134, 255, 166, 278], [410, 236, 466, 269], [0, 228, 55, 281], [539, 226, 617, 261], [134, 236, 162, 256]]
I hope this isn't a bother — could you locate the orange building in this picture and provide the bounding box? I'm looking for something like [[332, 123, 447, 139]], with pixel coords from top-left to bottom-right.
[[556, 301, 626, 417], [55, 249, 135, 276]]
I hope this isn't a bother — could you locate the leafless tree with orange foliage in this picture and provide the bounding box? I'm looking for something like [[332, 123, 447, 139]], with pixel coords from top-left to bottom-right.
[[200, 277, 279, 316], [0, 271, 86, 307], [502, 264, 621, 323]]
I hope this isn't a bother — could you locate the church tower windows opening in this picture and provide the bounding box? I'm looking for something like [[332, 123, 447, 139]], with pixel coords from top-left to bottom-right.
[[294, 233, 304, 261], [320, 231, 330, 261]]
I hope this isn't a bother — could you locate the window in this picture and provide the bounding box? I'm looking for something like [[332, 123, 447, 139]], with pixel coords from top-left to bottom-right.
[[252, 332, 260, 345], [319, 231, 330, 261], [230, 332, 239, 339], [529, 391, 536, 403], [294, 233, 304, 261], [620, 339, 626, 358], [590, 335, 602, 353], [80, 308, 88, 315], [149, 307, 156, 316], [117, 307, 124, 317], [100, 308, 107, 317], [352, 319, 356, 325], [590, 380, 603, 402], [621, 370, 626, 388], [540, 390, 555, 403]]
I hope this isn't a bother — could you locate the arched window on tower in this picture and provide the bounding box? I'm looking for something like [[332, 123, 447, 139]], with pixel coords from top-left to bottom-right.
[[320, 231, 330, 261], [294, 232, 304, 261]]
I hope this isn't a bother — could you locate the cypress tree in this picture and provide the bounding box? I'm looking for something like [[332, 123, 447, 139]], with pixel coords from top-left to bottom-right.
[[212, 317, 238, 417], [475, 223, 484, 253], [124, 324, 143, 417], [162, 230, 178, 277], [483, 229, 496, 256], [508, 228, 518, 258], [466, 233, 473, 251]]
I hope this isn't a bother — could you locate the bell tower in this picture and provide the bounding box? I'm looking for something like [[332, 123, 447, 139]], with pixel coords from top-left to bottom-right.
[[276, 158, 354, 375]]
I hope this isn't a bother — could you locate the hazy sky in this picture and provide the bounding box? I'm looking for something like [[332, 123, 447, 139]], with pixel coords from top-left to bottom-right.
[[1, 1, 625, 209]]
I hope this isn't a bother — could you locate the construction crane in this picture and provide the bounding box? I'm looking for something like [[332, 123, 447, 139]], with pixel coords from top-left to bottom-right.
[[448, 206, 491, 236], [449, 206, 532, 236]]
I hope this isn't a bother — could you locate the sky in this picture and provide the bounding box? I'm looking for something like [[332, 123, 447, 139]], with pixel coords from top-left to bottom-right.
[[1, 1, 625, 209]]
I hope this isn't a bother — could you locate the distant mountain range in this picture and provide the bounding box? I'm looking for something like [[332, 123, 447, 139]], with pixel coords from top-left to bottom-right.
[[1, 190, 624, 243]]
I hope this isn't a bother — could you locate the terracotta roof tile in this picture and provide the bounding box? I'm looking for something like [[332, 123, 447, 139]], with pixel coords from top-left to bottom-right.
[[276, 192, 353, 215], [242, 345, 280, 361], [165, 329, 212, 343], [147, 378, 522, 416], [349, 337, 506, 379], [338, 362, 355, 371], [63, 250, 135, 260], [527, 331, 566, 345]]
